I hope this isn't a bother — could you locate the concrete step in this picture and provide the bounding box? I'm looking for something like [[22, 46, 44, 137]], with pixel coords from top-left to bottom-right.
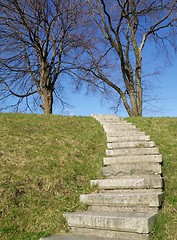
[[105, 131, 147, 137], [103, 125, 138, 131], [103, 125, 137, 131], [103, 155, 162, 165], [102, 162, 162, 176], [106, 147, 159, 156], [93, 118, 130, 125], [80, 191, 164, 208], [107, 141, 155, 149], [92, 115, 123, 123], [97, 120, 126, 125], [103, 122, 135, 127], [87, 205, 159, 213], [91, 176, 163, 190], [99, 188, 164, 193], [69, 227, 150, 240], [107, 135, 151, 142], [92, 114, 122, 119], [64, 211, 157, 234], [92, 114, 121, 118], [40, 234, 121, 240]]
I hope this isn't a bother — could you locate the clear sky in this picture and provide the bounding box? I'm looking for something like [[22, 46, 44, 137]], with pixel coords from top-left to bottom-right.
[[2, 48, 177, 118], [55, 59, 177, 118], [2, 59, 176, 117]]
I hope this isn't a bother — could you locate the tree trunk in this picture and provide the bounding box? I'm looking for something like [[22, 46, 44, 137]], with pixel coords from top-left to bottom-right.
[[136, 76, 143, 116], [41, 89, 53, 114], [121, 93, 142, 117]]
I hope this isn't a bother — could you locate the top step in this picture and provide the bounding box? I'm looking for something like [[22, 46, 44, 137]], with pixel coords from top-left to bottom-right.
[[92, 114, 121, 120], [92, 115, 125, 123]]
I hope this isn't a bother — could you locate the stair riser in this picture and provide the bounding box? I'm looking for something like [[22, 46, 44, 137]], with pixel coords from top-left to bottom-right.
[[88, 205, 159, 213], [65, 212, 157, 234], [107, 136, 151, 142], [103, 122, 135, 127], [91, 177, 163, 190], [106, 147, 159, 156], [104, 155, 162, 165], [80, 193, 163, 207], [103, 126, 137, 131], [106, 132, 146, 137], [92, 117, 123, 121], [102, 164, 162, 176], [93, 118, 123, 123], [103, 128, 138, 132], [40, 234, 121, 240], [70, 227, 150, 240], [92, 115, 122, 120], [107, 141, 155, 149]]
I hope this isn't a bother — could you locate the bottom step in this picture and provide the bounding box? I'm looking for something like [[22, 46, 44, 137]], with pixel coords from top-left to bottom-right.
[[40, 234, 121, 240], [70, 228, 150, 240], [64, 211, 157, 234]]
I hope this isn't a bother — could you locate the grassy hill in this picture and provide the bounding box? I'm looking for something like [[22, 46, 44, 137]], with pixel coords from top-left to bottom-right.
[[0, 113, 106, 240], [0, 113, 177, 240]]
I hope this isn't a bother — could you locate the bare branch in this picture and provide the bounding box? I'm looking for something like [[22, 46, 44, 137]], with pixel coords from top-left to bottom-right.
[[2, 80, 38, 98], [0, 0, 86, 114]]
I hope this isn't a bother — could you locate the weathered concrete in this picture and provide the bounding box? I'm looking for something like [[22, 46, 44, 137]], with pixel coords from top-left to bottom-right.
[[40, 234, 120, 240], [103, 155, 163, 165], [107, 140, 155, 149], [105, 131, 147, 137], [106, 147, 160, 156], [88, 205, 159, 213], [70, 228, 150, 240], [107, 135, 151, 142], [80, 191, 164, 208], [102, 162, 162, 176], [103, 122, 135, 127], [103, 125, 137, 132], [91, 176, 163, 189], [64, 211, 157, 234], [103, 128, 139, 133]]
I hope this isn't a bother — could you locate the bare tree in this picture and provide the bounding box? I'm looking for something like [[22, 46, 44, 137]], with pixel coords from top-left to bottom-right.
[[0, 0, 85, 114], [78, 0, 177, 116]]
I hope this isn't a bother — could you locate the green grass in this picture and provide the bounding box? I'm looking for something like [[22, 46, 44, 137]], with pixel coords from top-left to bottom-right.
[[1, 114, 177, 240], [127, 117, 177, 240], [0, 113, 106, 240]]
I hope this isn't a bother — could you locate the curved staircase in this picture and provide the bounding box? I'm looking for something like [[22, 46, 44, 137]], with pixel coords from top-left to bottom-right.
[[41, 115, 164, 240]]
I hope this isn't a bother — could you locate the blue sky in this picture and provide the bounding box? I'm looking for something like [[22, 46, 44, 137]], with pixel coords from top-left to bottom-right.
[[55, 59, 177, 118], [2, 59, 176, 117], [2, 46, 177, 117]]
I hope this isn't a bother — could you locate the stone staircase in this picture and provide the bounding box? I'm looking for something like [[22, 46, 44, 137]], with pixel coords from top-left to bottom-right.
[[41, 115, 164, 240]]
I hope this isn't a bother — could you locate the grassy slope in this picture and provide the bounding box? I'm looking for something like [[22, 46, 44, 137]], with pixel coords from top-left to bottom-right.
[[0, 113, 106, 240], [1, 114, 176, 240], [127, 117, 177, 240]]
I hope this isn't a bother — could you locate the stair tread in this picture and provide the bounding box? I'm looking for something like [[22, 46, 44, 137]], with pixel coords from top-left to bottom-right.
[[92, 175, 162, 179], [81, 191, 163, 197], [65, 210, 157, 217], [104, 155, 162, 164], [91, 176, 163, 190], [40, 234, 122, 240], [80, 191, 163, 208]]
